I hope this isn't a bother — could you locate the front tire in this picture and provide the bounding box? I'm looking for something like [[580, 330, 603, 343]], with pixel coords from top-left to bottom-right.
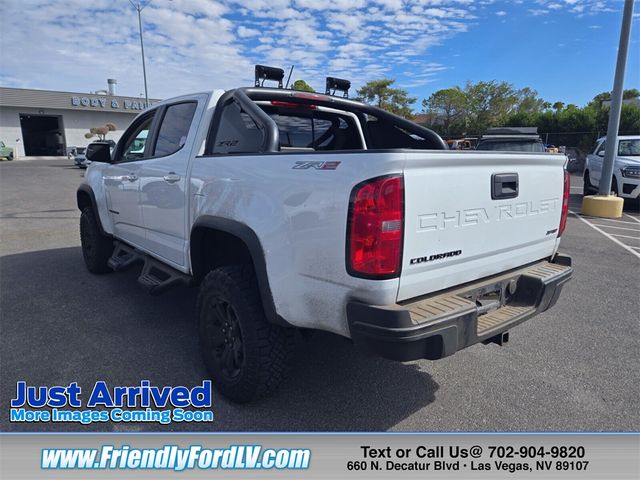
[[197, 265, 295, 403], [80, 207, 114, 273]]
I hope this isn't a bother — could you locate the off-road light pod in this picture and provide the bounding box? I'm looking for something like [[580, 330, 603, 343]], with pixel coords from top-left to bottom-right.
[[255, 65, 285, 88], [325, 77, 351, 97], [559, 170, 570, 236], [347, 175, 404, 279]]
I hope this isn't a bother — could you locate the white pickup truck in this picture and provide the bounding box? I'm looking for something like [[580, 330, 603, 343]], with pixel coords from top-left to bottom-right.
[[78, 80, 572, 402], [584, 135, 640, 199]]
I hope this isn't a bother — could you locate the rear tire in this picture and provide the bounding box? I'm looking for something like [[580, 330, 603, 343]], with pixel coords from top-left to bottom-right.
[[80, 207, 114, 273], [583, 171, 596, 195], [197, 265, 295, 403]]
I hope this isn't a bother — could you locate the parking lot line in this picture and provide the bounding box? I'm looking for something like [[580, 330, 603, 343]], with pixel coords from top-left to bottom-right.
[[591, 224, 640, 232], [580, 217, 639, 225], [610, 233, 640, 240], [623, 213, 640, 223], [569, 210, 640, 259]]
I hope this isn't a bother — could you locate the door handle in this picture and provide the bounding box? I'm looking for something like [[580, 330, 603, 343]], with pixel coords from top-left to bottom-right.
[[163, 172, 181, 184], [491, 173, 518, 200], [126, 173, 138, 182]]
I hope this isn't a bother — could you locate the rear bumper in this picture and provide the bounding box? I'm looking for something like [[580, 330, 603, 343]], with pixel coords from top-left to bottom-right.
[[347, 255, 572, 361]]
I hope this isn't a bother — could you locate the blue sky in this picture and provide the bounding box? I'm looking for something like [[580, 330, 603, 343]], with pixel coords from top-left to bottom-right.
[[1, 0, 638, 109]]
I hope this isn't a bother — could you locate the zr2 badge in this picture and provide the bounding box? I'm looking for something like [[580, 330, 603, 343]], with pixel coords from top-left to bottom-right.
[[292, 161, 341, 170]]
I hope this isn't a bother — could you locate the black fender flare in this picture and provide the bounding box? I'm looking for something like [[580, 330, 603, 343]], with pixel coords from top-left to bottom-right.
[[190, 216, 290, 328], [76, 185, 109, 236]]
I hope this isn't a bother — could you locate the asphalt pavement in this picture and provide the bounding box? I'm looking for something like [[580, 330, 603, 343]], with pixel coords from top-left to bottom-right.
[[1, 158, 638, 432]]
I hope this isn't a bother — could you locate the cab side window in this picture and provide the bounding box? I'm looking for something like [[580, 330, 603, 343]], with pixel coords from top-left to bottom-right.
[[596, 141, 606, 156], [120, 113, 155, 162], [153, 102, 197, 157]]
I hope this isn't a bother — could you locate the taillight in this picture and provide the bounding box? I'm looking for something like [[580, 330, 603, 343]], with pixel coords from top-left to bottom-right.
[[347, 175, 404, 278], [559, 169, 570, 236]]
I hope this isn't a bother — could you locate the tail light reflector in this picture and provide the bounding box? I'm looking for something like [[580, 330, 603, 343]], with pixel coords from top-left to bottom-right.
[[559, 170, 570, 236], [347, 175, 404, 278]]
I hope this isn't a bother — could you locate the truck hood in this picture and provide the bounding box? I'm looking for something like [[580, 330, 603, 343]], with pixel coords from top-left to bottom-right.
[[618, 156, 640, 166]]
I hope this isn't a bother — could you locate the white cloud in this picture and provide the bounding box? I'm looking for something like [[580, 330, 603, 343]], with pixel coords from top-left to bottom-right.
[[237, 26, 261, 38], [529, 9, 549, 16], [12, 0, 617, 101], [531, 0, 620, 17]]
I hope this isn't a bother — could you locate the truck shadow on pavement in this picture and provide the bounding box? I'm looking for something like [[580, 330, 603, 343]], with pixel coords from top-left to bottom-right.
[[0, 247, 438, 432]]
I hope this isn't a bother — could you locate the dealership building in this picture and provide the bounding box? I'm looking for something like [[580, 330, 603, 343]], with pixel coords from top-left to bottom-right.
[[0, 81, 159, 157]]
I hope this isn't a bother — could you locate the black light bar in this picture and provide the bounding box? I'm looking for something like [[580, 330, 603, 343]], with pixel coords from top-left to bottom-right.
[[325, 77, 351, 98], [255, 65, 285, 88]]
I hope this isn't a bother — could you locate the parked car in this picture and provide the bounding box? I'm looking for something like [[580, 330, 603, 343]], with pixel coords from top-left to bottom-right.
[[447, 139, 472, 150], [78, 75, 572, 402], [476, 127, 545, 153], [0, 141, 14, 161], [71, 147, 87, 167], [584, 135, 640, 198], [545, 144, 559, 153], [565, 147, 585, 173]]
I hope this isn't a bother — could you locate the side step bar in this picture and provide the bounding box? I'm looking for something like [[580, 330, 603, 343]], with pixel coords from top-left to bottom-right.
[[107, 243, 143, 271], [107, 242, 191, 295]]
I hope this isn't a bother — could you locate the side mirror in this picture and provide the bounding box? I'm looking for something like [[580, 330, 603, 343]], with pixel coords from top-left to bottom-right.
[[86, 142, 112, 163], [597, 150, 605, 157]]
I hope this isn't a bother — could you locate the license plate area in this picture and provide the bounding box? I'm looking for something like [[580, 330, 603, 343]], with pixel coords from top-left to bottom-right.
[[461, 279, 518, 317]]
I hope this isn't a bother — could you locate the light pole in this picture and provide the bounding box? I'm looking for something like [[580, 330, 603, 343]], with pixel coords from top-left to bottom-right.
[[599, 0, 635, 196], [128, 0, 153, 106], [582, 0, 635, 219]]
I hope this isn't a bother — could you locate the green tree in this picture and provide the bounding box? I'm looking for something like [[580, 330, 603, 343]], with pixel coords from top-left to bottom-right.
[[587, 89, 640, 109], [421, 86, 466, 136], [595, 104, 640, 134], [356, 79, 416, 118], [516, 87, 547, 114], [463, 80, 520, 134], [418, 82, 639, 152], [291, 79, 315, 92], [620, 103, 640, 133]]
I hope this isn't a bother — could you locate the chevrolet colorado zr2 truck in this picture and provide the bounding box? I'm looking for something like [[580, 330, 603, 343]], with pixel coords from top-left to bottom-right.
[[77, 78, 572, 402]]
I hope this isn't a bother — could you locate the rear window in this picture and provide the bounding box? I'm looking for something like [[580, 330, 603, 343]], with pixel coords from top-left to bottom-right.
[[364, 117, 435, 149], [270, 114, 332, 148], [477, 140, 544, 152], [261, 107, 362, 151]]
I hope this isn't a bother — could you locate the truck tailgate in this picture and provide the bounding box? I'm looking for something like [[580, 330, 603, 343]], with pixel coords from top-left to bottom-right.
[[398, 151, 565, 302]]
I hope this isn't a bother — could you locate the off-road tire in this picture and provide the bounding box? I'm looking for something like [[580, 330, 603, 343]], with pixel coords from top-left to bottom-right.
[[80, 207, 114, 273], [197, 265, 295, 403]]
